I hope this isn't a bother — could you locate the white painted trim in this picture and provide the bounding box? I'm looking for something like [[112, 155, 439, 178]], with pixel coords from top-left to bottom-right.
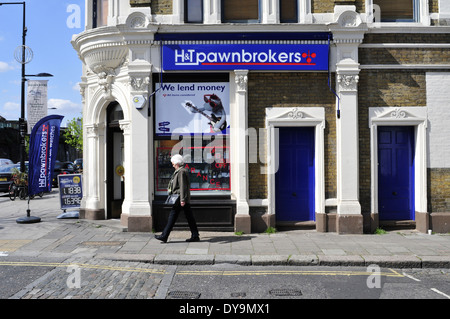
[[365, 0, 430, 26], [368, 107, 428, 217], [265, 107, 326, 219]]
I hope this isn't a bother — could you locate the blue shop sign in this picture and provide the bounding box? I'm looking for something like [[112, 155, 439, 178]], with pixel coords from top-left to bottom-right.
[[162, 43, 329, 71]]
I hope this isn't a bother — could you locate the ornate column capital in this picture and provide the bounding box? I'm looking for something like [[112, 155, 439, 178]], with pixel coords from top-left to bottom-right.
[[337, 74, 359, 92], [234, 70, 249, 93]]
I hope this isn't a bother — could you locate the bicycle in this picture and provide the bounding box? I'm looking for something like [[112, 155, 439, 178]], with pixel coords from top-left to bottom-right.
[[8, 169, 44, 201]]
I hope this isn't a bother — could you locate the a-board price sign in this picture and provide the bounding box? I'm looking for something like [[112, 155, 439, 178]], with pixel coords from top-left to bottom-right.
[[58, 174, 83, 210]]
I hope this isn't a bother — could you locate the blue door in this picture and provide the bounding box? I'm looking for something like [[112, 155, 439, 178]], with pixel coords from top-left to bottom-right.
[[378, 126, 415, 220], [275, 127, 315, 222]]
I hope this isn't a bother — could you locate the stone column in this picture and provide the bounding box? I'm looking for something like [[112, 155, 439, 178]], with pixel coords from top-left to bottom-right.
[[81, 123, 106, 220], [120, 66, 152, 232], [232, 70, 251, 233], [330, 7, 366, 234]]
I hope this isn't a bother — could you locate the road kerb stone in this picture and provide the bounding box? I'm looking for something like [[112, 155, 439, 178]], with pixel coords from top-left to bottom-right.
[[214, 254, 252, 265], [154, 254, 214, 265], [418, 256, 450, 268], [287, 255, 319, 266], [362, 255, 422, 268], [318, 255, 365, 267], [251, 255, 289, 265]]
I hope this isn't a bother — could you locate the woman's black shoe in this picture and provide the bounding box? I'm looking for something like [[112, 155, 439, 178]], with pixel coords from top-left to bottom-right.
[[155, 235, 167, 243], [186, 236, 200, 242]]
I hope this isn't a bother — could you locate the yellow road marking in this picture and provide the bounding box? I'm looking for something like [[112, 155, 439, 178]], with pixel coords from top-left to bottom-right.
[[0, 261, 166, 275], [176, 268, 404, 277], [0, 261, 405, 278]]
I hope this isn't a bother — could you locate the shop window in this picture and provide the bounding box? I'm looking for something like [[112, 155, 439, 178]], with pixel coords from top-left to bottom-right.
[[185, 0, 203, 23], [222, 0, 260, 23], [155, 138, 230, 195], [93, 0, 108, 28], [153, 74, 230, 196], [280, 0, 297, 23], [373, 0, 417, 22]]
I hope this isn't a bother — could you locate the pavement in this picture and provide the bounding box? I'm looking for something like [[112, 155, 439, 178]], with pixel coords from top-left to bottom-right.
[[1, 189, 450, 269]]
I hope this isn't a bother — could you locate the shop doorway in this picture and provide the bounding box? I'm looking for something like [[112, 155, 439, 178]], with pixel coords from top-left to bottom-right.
[[106, 102, 124, 219], [275, 127, 315, 222], [377, 126, 415, 220]]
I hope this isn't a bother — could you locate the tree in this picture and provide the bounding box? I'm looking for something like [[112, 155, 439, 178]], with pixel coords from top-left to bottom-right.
[[64, 116, 83, 151]]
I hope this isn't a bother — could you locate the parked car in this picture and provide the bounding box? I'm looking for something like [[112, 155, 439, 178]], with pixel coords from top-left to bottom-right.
[[52, 161, 75, 187], [0, 158, 13, 167], [73, 158, 83, 172], [0, 164, 17, 192]]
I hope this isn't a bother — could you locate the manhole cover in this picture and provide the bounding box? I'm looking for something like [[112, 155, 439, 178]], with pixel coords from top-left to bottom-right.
[[269, 289, 302, 297], [168, 291, 201, 299], [82, 241, 125, 246]]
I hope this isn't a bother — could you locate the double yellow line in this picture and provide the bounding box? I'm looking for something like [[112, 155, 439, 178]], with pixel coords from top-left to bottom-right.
[[0, 261, 404, 278], [176, 269, 405, 277], [0, 261, 166, 275]]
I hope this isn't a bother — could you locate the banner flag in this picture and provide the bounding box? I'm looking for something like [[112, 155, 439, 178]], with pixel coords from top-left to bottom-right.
[[28, 115, 64, 196], [27, 80, 49, 134]]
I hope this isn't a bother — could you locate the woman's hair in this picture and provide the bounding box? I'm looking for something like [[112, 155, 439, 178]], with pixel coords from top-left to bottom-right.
[[171, 154, 184, 166]]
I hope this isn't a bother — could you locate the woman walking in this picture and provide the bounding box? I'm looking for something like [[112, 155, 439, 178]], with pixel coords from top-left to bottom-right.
[[155, 154, 200, 243]]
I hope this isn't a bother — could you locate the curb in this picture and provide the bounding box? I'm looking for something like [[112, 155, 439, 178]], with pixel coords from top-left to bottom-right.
[[95, 253, 450, 269]]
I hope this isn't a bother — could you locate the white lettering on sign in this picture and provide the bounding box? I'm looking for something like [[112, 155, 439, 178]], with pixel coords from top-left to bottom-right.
[[174, 48, 304, 66]]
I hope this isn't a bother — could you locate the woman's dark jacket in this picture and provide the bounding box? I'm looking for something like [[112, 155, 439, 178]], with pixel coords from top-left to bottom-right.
[[168, 167, 191, 203]]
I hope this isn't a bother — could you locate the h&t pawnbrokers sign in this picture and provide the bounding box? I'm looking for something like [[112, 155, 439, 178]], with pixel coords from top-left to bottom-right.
[[162, 43, 329, 71]]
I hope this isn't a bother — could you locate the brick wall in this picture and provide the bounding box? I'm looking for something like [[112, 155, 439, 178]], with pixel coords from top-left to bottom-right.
[[151, 0, 173, 14], [358, 70, 427, 215], [247, 72, 336, 200], [311, 0, 365, 13]]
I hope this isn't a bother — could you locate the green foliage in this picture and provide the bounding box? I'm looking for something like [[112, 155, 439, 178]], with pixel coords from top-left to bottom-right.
[[264, 227, 277, 234], [64, 116, 83, 151]]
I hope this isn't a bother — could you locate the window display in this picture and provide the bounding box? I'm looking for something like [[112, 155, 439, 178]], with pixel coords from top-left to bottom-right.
[[155, 139, 230, 195]]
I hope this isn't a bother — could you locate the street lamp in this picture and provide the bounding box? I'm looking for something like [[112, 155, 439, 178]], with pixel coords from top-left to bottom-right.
[[1, 2, 53, 224], [0, 3, 53, 173], [0, 2, 27, 174]]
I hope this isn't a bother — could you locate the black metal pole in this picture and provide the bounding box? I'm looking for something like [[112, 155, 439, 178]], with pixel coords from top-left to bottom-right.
[[0, 2, 41, 224], [20, 1, 26, 174]]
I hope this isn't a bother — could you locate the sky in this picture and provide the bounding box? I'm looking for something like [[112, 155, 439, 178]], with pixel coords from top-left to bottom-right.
[[0, 0, 85, 127]]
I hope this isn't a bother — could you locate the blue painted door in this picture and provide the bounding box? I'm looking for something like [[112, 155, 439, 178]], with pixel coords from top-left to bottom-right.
[[378, 126, 415, 220], [275, 127, 315, 222]]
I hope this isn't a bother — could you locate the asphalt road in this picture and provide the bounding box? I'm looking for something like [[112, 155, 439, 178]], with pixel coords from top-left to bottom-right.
[[1, 258, 449, 300]]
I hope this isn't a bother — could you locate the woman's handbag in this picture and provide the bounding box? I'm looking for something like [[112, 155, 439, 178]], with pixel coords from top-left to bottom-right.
[[165, 194, 180, 205]]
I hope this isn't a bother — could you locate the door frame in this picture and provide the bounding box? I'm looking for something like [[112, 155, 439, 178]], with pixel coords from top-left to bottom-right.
[[266, 107, 325, 219], [377, 126, 415, 220], [275, 126, 316, 222], [369, 107, 428, 221], [106, 102, 124, 219]]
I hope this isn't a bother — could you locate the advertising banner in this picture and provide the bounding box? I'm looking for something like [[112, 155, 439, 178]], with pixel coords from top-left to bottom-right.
[[155, 82, 230, 136], [27, 80, 48, 134], [58, 174, 83, 210], [28, 115, 64, 196], [162, 43, 329, 71]]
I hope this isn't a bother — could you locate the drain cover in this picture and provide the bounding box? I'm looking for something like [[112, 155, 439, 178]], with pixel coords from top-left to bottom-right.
[[168, 291, 201, 299], [269, 289, 302, 297]]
